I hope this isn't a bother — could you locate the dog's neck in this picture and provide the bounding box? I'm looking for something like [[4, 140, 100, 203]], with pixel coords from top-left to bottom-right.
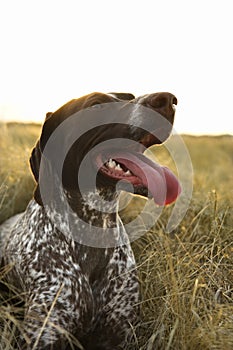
[[42, 183, 128, 248], [66, 189, 119, 228]]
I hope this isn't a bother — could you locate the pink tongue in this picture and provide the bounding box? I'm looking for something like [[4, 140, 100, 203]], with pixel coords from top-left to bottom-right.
[[115, 153, 181, 206]]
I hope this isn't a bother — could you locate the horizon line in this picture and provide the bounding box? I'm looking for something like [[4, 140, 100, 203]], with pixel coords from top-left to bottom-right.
[[1, 120, 232, 138]]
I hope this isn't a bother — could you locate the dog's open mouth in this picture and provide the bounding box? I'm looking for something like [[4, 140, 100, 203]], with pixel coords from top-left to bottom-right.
[[96, 150, 181, 206]]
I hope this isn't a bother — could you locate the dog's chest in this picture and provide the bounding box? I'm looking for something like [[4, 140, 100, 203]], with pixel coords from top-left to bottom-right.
[[74, 241, 137, 287]]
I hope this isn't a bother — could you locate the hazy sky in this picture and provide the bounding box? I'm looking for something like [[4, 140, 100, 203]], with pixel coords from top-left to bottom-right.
[[0, 0, 233, 135]]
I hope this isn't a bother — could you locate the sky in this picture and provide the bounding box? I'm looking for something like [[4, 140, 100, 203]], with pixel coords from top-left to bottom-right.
[[0, 0, 233, 135]]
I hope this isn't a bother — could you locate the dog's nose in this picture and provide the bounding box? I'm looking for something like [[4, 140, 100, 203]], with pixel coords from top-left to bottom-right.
[[148, 92, 177, 109], [144, 92, 177, 124], [139, 92, 177, 147]]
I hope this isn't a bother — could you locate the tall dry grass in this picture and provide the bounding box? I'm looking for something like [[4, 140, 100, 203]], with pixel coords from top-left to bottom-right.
[[0, 123, 39, 223]]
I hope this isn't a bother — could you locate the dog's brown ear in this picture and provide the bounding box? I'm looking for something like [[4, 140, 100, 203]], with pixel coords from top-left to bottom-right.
[[30, 141, 41, 182], [29, 104, 76, 205], [30, 111, 56, 205], [30, 112, 54, 181], [30, 93, 117, 205], [29, 140, 43, 205]]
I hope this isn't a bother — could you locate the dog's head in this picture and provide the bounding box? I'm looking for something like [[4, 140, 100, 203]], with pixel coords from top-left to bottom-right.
[[30, 92, 181, 207]]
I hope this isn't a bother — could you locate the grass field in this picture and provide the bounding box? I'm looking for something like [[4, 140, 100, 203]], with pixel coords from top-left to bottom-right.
[[0, 122, 233, 349]]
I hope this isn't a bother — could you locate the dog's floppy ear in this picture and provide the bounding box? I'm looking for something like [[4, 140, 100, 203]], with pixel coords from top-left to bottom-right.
[[30, 93, 118, 205], [108, 92, 135, 101], [30, 141, 41, 182], [30, 140, 42, 205], [29, 102, 79, 205], [30, 112, 54, 180], [29, 111, 55, 205]]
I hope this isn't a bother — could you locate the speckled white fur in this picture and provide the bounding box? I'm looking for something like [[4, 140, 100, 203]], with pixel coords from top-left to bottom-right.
[[1, 195, 139, 349]]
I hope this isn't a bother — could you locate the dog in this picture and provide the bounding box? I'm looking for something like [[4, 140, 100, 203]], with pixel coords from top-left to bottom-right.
[[0, 92, 180, 349]]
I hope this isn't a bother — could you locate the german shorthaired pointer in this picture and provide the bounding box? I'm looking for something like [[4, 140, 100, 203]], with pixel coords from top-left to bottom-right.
[[0, 92, 180, 349]]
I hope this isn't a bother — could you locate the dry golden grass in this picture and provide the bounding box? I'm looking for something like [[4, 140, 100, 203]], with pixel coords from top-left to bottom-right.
[[0, 123, 232, 349], [0, 123, 39, 223], [127, 192, 233, 349]]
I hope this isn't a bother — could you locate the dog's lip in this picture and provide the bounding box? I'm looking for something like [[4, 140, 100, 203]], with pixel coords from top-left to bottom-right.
[[96, 150, 181, 206], [138, 126, 173, 147], [139, 131, 168, 147]]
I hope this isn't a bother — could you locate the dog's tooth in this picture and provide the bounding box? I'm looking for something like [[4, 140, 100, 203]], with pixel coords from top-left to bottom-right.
[[115, 164, 123, 171], [108, 159, 117, 168], [125, 170, 132, 175]]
